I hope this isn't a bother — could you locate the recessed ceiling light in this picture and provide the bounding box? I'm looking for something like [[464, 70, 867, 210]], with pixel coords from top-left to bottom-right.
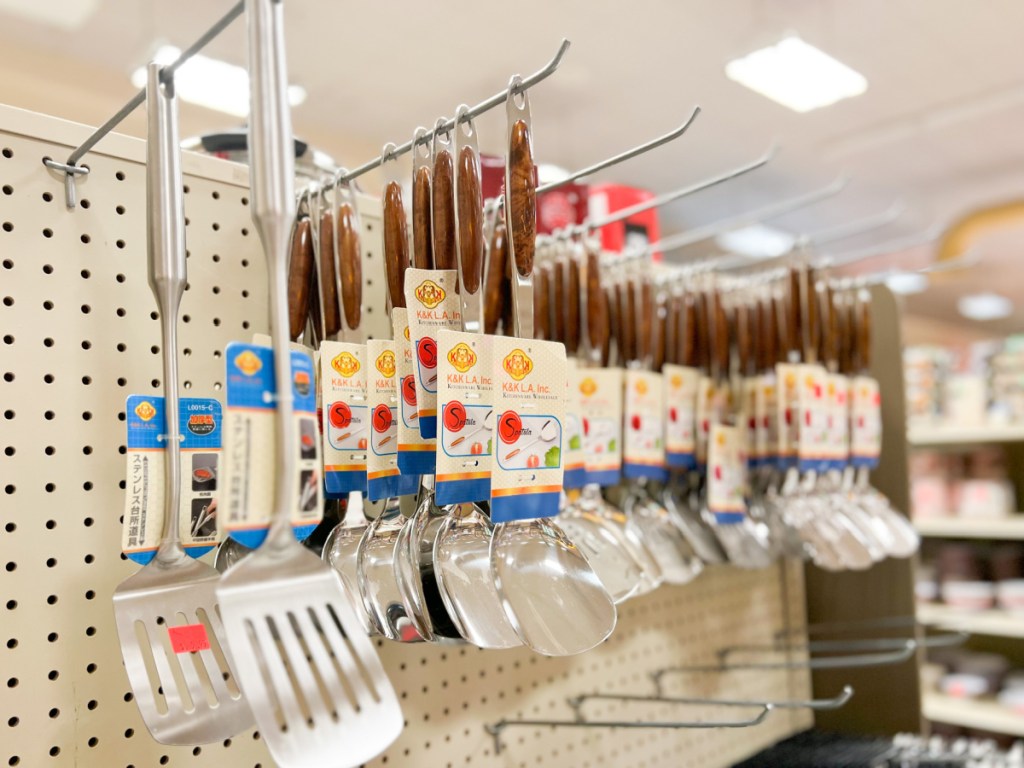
[[958, 292, 1013, 321], [0, 0, 97, 29], [715, 224, 795, 259], [725, 36, 868, 113], [131, 45, 306, 118], [885, 272, 929, 295]]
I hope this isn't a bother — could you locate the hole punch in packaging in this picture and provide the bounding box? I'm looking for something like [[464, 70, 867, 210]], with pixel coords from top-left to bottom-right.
[[435, 329, 494, 505], [579, 367, 624, 486], [404, 267, 462, 440], [393, 307, 436, 476], [221, 342, 321, 548], [122, 395, 223, 564], [490, 337, 568, 522], [563, 359, 587, 490], [623, 369, 668, 482], [662, 364, 699, 471], [320, 341, 368, 497]]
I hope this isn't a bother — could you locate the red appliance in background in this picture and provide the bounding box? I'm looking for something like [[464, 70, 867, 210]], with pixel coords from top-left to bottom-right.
[[481, 154, 589, 235], [587, 183, 662, 261]]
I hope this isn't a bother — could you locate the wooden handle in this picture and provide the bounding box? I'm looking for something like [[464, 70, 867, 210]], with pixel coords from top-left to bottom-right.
[[680, 293, 697, 368], [585, 248, 606, 355], [382, 180, 410, 310], [601, 285, 615, 367], [565, 256, 581, 355], [787, 267, 801, 361], [551, 259, 567, 345], [534, 263, 551, 340], [713, 291, 729, 379], [500, 259, 515, 336], [652, 296, 667, 372], [336, 202, 362, 331], [805, 268, 820, 364], [508, 120, 536, 278], [456, 145, 484, 294], [412, 165, 433, 269], [858, 292, 872, 372], [616, 281, 636, 365], [483, 223, 508, 334], [319, 209, 341, 337], [825, 284, 841, 369], [287, 216, 314, 340], [695, 291, 710, 373], [432, 149, 457, 280], [760, 298, 775, 372], [638, 278, 653, 364], [736, 302, 752, 376]]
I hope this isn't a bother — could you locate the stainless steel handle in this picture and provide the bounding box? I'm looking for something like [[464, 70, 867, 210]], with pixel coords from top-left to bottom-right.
[[145, 62, 187, 556], [246, 0, 298, 546]]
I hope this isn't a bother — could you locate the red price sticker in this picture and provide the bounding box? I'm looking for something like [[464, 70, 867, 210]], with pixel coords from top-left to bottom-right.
[[417, 337, 438, 370], [372, 404, 393, 433], [329, 401, 352, 429], [443, 401, 467, 432], [168, 624, 211, 654], [498, 411, 522, 445]]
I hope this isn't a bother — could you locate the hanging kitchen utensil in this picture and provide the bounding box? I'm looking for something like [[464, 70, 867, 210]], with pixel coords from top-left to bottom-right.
[[216, 5, 402, 765], [490, 76, 616, 655], [113, 62, 253, 745]]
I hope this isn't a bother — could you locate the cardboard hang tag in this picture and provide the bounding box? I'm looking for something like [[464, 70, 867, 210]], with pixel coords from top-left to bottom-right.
[[563, 359, 587, 490], [796, 363, 830, 473], [393, 307, 435, 475], [775, 363, 800, 471], [579, 367, 624, 487], [222, 343, 322, 548], [122, 395, 223, 564], [490, 338, 568, 523], [320, 341, 368, 497], [662, 364, 699, 471], [707, 423, 748, 525], [403, 268, 462, 440], [623, 369, 668, 482], [755, 372, 779, 470], [365, 340, 404, 501], [851, 375, 882, 469], [435, 330, 494, 505]]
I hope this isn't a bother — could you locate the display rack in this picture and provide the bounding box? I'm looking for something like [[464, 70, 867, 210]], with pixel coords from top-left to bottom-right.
[[0, 104, 816, 768], [923, 693, 1024, 738], [915, 517, 1024, 540], [908, 424, 1024, 447], [917, 604, 1024, 640]]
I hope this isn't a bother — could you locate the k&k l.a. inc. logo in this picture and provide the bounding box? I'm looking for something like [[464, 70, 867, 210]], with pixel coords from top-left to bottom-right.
[[134, 400, 157, 422], [579, 377, 597, 397], [414, 279, 446, 310], [331, 351, 361, 378], [447, 343, 476, 373], [502, 349, 533, 381], [235, 350, 263, 376], [375, 349, 396, 378]]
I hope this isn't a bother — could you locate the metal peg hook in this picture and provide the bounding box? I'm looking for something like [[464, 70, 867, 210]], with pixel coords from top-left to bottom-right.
[[718, 631, 967, 661], [485, 704, 772, 755], [567, 685, 853, 720]]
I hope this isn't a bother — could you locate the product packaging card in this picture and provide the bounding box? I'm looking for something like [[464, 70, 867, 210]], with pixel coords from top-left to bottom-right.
[[365, 340, 403, 501], [696, 377, 732, 468], [755, 373, 779, 470], [707, 423, 748, 525], [662, 364, 699, 470], [320, 341, 368, 496], [435, 330, 494, 505], [393, 308, 436, 475], [122, 396, 222, 564], [404, 268, 462, 440], [623, 370, 668, 482], [579, 367, 624, 486], [563, 359, 587, 489], [797, 364, 830, 474], [827, 373, 851, 471], [851, 376, 882, 469], [742, 376, 760, 470], [776, 363, 800, 471], [490, 338, 567, 522], [222, 343, 322, 548]]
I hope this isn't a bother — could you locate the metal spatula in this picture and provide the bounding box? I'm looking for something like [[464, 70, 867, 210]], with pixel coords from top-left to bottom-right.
[[112, 62, 253, 745], [216, 3, 402, 766]]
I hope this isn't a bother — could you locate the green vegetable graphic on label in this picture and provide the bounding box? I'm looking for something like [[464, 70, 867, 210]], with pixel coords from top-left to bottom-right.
[[608, 439, 617, 452], [544, 446, 561, 468], [569, 434, 582, 450]]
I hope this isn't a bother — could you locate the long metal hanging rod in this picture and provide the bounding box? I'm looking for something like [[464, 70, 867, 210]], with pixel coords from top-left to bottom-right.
[[485, 705, 772, 754], [43, 0, 245, 209], [326, 38, 570, 187], [800, 200, 904, 247], [719, 631, 967, 660], [567, 686, 853, 714], [561, 146, 776, 238], [649, 174, 849, 256], [816, 224, 943, 269], [849, 247, 982, 289]]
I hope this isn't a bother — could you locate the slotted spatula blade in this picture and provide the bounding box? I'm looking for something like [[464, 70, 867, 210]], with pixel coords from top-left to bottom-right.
[[219, 547, 403, 767], [114, 559, 252, 744]]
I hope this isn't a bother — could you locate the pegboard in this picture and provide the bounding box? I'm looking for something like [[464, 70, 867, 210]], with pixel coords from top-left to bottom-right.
[[0, 103, 812, 768]]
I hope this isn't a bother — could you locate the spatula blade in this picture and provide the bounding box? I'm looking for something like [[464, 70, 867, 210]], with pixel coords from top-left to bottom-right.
[[218, 546, 403, 768], [113, 560, 253, 744]]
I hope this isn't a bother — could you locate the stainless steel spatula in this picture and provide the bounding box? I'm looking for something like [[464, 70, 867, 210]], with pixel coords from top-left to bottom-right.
[[216, 3, 402, 766], [112, 62, 253, 745]]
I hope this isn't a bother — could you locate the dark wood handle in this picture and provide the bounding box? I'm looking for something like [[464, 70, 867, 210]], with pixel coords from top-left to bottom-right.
[[551, 259, 567, 345], [601, 285, 616, 367], [825, 284, 841, 369], [681, 293, 697, 368], [534, 263, 551, 340], [652, 296, 667, 372], [805, 267, 820, 364], [565, 256, 581, 355], [585, 248, 606, 355], [508, 120, 536, 278], [787, 267, 801, 361], [663, 294, 679, 367], [456, 145, 483, 295], [412, 165, 433, 270], [713, 291, 729, 380], [759, 298, 774, 372], [500, 258, 515, 337], [319, 209, 341, 337], [858, 292, 872, 372], [619, 281, 637, 365], [432, 149, 457, 282], [287, 216, 314, 340], [695, 291, 710, 374], [638, 278, 653, 364], [336, 202, 362, 331], [484, 223, 508, 334], [736, 302, 752, 376], [382, 180, 410, 310]]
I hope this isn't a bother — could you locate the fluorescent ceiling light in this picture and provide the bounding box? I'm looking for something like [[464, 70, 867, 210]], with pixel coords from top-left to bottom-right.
[[0, 0, 97, 29], [958, 292, 1013, 321], [885, 272, 929, 295], [716, 224, 795, 259], [131, 45, 306, 118], [726, 36, 868, 113]]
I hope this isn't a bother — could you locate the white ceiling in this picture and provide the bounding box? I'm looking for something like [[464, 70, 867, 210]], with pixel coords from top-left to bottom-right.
[[2, 0, 1023, 335]]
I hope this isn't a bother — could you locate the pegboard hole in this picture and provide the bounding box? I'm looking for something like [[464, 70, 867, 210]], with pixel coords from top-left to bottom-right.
[[83, 481, 93, 491], [8, 717, 18, 727], [212, 222, 220, 231], [42, 264, 53, 274], [44, 411, 54, 420], [86, 663, 96, 674], [84, 516, 94, 525], [81, 340, 91, 350], [5, 563, 15, 573], [124, 729, 133, 739], [2, 260, 11, 269], [84, 555, 95, 566], [213, 253, 220, 262], [44, 446, 55, 456], [3, 335, 13, 344], [116, 205, 125, 215], [87, 738, 97, 748], [4, 523, 13, 532], [3, 411, 12, 420], [160, 756, 169, 765], [2, 296, 12, 306], [117, 273, 126, 283], [80, 234, 91, 244], [42, 300, 53, 310], [183, 381, 192, 390], [43, 374, 54, 383], [1, 148, 11, 158], [43, 338, 54, 347], [115, 171, 125, 181], [42, 191, 52, 202], [86, 700, 96, 710], [183, 348, 192, 357], [8, 757, 18, 766], [48, 747, 59, 757], [241, 227, 248, 236], [5, 639, 15, 649], [116, 343, 126, 352], [46, 595, 57, 605], [2, 222, 11, 233], [45, 558, 56, 568], [7, 678, 17, 688], [81, 304, 91, 314], [47, 670, 58, 681], [2, 373, 12, 383], [45, 519, 55, 528], [5, 601, 16, 610], [82, 376, 91, 385], [82, 411, 92, 420], [116, 239, 125, 249], [42, 228, 52, 238], [1, 185, 10, 195]]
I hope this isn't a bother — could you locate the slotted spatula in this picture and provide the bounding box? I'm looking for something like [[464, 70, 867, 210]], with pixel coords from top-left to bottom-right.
[[112, 62, 253, 745], [216, 2, 402, 766]]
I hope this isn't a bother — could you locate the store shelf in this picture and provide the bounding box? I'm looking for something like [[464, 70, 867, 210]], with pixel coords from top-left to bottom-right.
[[908, 423, 1024, 447], [917, 603, 1024, 639], [923, 692, 1024, 737], [915, 517, 1024, 539]]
